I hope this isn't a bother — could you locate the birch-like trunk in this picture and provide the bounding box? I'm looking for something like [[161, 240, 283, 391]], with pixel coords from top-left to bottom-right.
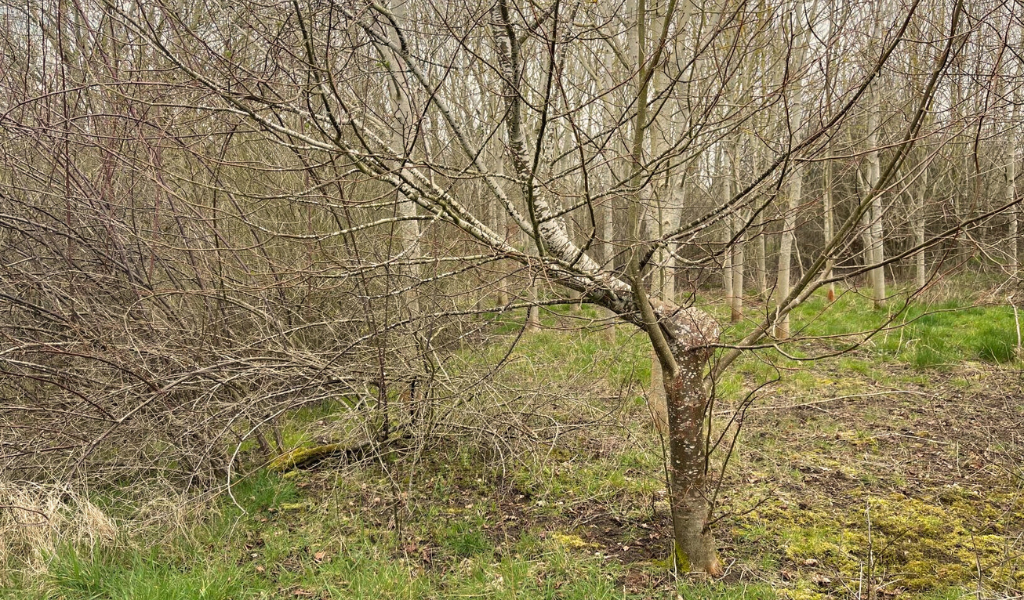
[[1010, 166, 1019, 280], [866, 97, 886, 308], [823, 146, 836, 302], [388, 35, 420, 319], [386, 0, 422, 435], [774, 0, 809, 339], [526, 288, 541, 330], [732, 212, 745, 322], [776, 167, 799, 339], [599, 193, 618, 341], [648, 78, 676, 437], [723, 227, 734, 302], [755, 211, 768, 300], [730, 142, 744, 322], [1008, 96, 1019, 279], [864, 25, 886, 308], [492, 141, 510, 306], [720, 149, 734, 305], [915, 167, 928, 289]]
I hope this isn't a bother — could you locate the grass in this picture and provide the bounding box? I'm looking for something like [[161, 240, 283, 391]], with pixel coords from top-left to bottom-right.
[[3, 289, 1023, 599], [784, 288, 1020, 368]]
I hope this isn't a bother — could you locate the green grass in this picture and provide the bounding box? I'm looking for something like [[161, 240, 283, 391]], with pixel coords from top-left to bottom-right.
[[695, 286, 1019, 382], [15, 468, 744, 600], [47, 547, 248, 600], [484, 288, 1019, 384], [750, 288, 1019, 369]]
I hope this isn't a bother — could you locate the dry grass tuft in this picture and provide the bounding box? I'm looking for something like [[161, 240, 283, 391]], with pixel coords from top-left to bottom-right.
[[0, 481, 118, 584]]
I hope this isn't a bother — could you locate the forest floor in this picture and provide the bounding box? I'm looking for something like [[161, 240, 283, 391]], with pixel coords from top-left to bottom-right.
[[3, 288, 1023, 599]]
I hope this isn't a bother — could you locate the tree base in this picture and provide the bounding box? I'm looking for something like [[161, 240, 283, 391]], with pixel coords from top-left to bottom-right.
[[674, 540, 723, 576]]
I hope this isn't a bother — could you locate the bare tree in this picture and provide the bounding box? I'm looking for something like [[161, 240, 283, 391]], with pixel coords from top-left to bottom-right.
[[4, 0, 1020, 576]]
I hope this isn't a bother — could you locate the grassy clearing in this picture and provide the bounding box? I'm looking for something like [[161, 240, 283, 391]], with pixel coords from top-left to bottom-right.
[[3, 291, 1022, 599]]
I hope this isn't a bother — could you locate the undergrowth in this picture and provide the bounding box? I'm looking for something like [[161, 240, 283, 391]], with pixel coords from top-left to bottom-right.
[[2, 288, 1022, 599]]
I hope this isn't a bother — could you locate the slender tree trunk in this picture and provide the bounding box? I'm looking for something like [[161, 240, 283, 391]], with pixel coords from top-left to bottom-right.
[[386, 1, 421, 320], [720, 150, 734, 305], [493, 143, 510, 306], [598, 195, 618, 341], [565, 201, 582, 312], [649, 86, 675, 437], [915, 167, 928, 289], [730, 146, 744, 322], [596, 37, 620, 342], [776, 168, 798, 339], [775, 0, 809, 338], [731, 215, 744, 323], [526, 276, 541, 331], [1010, 183, 1019, 280], [723, 227, 734, 302], [1008, 99, 1019, 279], [823, 146, 836, 302], [385, 0, 422, 434], [869, 198, 886, 309], [755, 211, 768, 300], [864, 20, 886, 308]]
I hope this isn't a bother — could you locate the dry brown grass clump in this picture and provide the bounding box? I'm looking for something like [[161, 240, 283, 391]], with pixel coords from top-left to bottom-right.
[[0, 481, 118, 584]]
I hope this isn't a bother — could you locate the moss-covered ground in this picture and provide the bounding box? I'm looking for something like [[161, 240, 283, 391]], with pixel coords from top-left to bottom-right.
[[2, 288, 1023, 599]]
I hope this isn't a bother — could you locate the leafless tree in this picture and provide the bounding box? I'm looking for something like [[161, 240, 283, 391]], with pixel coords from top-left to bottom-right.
[[1, 0, 1020, 574]]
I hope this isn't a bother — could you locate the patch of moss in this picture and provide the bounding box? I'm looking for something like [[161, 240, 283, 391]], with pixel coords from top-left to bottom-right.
[[673, 544, 691, 572], [744, 491, 1023, 594], [550, 532, 592, 549], [757, 487, 1019, 589], [266, 444, 344, 472], [864, 495, 1016, 590]]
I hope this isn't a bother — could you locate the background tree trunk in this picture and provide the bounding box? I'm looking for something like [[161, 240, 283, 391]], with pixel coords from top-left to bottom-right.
[[774, 0, 810, 339], [865, 79, 887, 309], [916, 167, 929, 289]]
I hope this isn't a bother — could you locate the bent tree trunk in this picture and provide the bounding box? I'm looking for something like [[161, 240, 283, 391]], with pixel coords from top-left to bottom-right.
[[656, 305, 722, 574], [489, 0, 725, 571]]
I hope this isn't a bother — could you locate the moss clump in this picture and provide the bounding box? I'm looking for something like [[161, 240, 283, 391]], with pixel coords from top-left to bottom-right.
[[673, 545, 691, 572], [745, 491, 1023, 594], [865, 495, 1012, 590], [266, 444, 344, 472]]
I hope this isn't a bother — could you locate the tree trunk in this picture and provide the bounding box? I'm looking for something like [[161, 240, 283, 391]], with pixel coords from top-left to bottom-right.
[[723, 223, 734, 303], [823, 146, 836, 302], [729, 141, 744, 322], [775, 0, 809, 338], [755, 211, 768, 300], [526, 283, 541, 331], [776, 169, 798, 339], [915, 167, 928, 289], [491, 135, 510, 306], [1008, 97, 1019, 279], [720, 149, 734, 305], [865, 79, 886, 308], [599, 197, 618, 341], [731, 211, 744, 322], [490, 0, 722, 573], [386, 1, 423, 434], [659, 307, 722, 574]]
